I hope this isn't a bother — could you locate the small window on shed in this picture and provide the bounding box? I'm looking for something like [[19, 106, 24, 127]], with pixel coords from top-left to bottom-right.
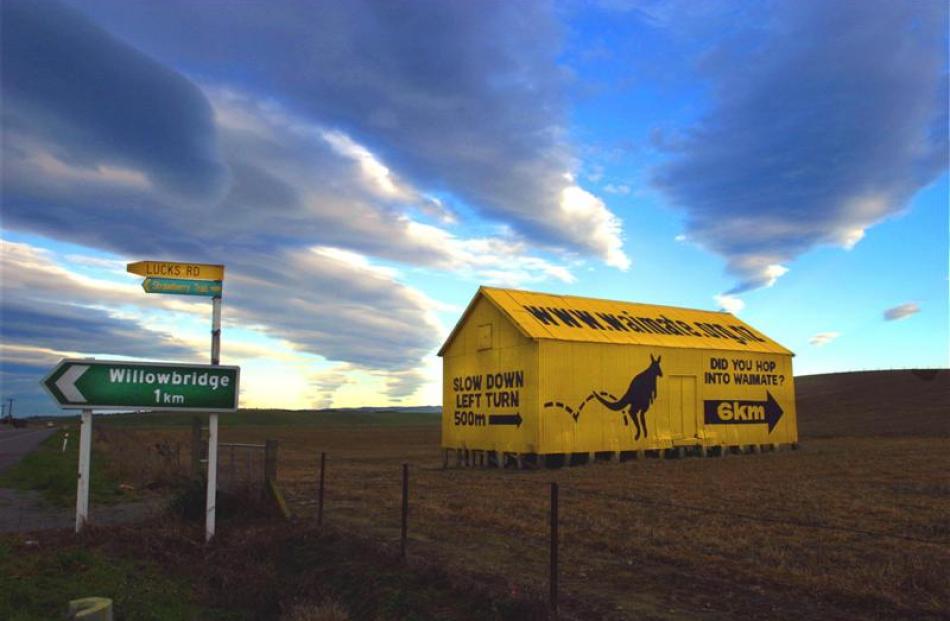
[[477, 323, 493, 350]]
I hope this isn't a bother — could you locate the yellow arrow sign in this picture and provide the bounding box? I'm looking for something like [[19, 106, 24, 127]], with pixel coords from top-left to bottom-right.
[[127, 261, 224, 281]]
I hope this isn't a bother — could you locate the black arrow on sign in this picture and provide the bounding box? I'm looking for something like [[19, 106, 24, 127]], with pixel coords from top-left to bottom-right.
[[703, 391, 784, 433], [489, 413, 523, 428]]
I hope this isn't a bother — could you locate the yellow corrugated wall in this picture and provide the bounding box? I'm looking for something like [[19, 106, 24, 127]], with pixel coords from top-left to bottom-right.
[[442, 297, 539, 452], [538, 341, 797, 453]]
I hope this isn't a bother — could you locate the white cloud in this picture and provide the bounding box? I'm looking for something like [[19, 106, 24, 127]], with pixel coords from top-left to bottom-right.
[[20, 148, 151, 191], [603, 183, 631, 195], [320, 129, 408, 199], [558, 185, 629, 270], [713, 293, 745, 314], [307, 365, 355, 410], [402, 220, 576, 286], [809, 332, 840, 347], [311, 246, 401, 280], [586, 164, 605, 183], [837, 227, 866, 250], [883, 302, 920, 321], [0, 239, 206, 317], [206, 90, 582, 285], [725, 256, 790, 293]]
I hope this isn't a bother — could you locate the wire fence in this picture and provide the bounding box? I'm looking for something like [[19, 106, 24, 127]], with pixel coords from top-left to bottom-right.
[[217, 442, 267, 495], [279, 444, 950, 621]]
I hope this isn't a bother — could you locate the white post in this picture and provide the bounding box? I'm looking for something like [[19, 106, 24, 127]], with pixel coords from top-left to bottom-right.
[[206, 295, 222, 542], [205, 413, 218, 542], [75, 409, 92, 533], [211, 297, 221, 366]]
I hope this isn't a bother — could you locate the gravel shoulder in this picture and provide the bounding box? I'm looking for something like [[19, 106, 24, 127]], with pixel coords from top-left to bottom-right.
[[0, 487, 167, 533]]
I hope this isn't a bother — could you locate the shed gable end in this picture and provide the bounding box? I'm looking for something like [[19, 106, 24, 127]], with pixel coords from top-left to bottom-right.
[[440, 295, 527, 358]]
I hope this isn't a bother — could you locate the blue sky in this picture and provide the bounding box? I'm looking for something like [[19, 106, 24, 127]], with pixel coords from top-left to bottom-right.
[[1, 0, 947, 415]]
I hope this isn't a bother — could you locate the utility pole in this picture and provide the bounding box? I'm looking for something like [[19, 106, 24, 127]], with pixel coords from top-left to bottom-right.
[[6, 399, 13, 419]]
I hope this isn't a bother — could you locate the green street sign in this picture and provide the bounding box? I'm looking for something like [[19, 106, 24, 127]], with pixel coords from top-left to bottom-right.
[[42, 359, 240, 412], [142, 277, 223, 297]]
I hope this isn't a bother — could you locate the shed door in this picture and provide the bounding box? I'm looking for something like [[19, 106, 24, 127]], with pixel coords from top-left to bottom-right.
[[668, 375, 698, 442]]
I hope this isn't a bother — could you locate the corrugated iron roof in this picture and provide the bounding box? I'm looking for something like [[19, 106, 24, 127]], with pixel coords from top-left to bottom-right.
[[438, 286, 794, 356]]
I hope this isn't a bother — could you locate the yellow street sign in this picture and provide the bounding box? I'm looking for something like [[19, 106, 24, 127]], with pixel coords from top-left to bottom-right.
[[127, 261, 224, 281]]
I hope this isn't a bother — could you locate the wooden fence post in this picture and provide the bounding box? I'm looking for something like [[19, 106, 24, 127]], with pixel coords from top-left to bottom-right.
[[550, 481, 559, 616], [318, 451, 326, 526], [401, 463, 409, 560]]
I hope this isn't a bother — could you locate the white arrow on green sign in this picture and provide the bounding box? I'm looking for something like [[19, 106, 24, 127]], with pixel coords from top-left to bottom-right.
[[42, 359, 240, 412], [142, 277, 223, 297]]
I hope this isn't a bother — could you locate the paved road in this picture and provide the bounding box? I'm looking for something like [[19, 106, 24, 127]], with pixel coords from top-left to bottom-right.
[[0, 427, 55, 474]]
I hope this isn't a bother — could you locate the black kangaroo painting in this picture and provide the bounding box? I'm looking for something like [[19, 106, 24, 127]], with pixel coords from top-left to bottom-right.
[[544, 354, 663, 441], [592, 355, 662, 440]]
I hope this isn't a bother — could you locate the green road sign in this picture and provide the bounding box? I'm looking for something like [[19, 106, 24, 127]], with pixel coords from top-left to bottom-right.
[[142, 277, 223, 297], [42, 359, 240, 412]]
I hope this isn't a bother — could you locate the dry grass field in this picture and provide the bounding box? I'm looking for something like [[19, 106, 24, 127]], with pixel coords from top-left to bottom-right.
[[91, 370, 949, 620]]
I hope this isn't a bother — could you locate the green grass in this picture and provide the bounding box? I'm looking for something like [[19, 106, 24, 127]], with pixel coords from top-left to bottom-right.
[[0, 539, 213, 620], [0, 429, 126, 507]]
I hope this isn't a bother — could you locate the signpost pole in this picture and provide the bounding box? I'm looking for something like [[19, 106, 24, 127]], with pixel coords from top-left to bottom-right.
[[205, 413, 218, 542], [206, 295, 222, 542], [211, 296, 222, 365], [75, 409, 92, 534]]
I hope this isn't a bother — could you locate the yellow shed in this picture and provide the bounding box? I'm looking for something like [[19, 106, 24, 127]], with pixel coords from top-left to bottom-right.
[[439, 287, 797, 465]]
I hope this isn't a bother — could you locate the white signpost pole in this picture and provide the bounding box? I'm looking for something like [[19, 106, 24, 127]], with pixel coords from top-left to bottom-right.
[[211, 296, 222, 365], [206, 295, 222, 542], [205, 413, 218, 541], [75, 409, 92, 533]]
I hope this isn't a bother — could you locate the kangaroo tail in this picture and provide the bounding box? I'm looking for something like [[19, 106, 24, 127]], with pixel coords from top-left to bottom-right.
[[592, 391, 627, 412]]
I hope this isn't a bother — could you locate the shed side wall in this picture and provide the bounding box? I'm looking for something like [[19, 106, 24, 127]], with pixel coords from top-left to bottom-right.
[[538, 341, 796, 453]]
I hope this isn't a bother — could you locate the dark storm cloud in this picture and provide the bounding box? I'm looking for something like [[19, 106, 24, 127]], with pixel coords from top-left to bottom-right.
[[1, 361, 61, 417], [0, 237, 203, 410], [1, 0, 226, 198], [0, 0, 596, 405], [1, 51, 445, 399], [0, 236, 441, 408], [652, 0, 948, 293], [224, 248, 440, 372], [0, 270, 201, 413], [1, 302, 197, 361], [60, 0, 622, 261]]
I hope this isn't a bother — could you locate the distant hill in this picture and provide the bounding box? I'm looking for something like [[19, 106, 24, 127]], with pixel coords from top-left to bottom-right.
[[795, 369, 949, 438], [317, 405, 441, 414]]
